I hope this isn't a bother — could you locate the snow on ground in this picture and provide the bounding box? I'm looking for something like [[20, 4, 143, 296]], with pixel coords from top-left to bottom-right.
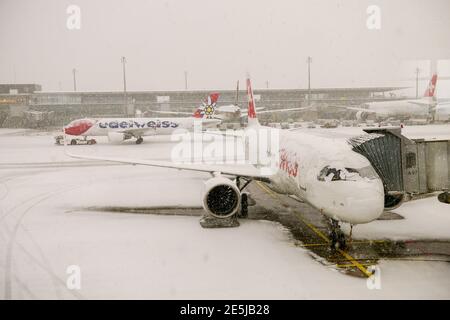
[[0, 128, 450, 299], [342, 197, 450, 241]]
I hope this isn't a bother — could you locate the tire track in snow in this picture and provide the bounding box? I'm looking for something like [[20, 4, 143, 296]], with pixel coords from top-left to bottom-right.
[[2, 183, 85, 300]]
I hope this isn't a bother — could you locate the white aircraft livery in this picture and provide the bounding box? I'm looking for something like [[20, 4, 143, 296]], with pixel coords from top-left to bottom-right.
[[64, 94, 221, 144], [67, 78, 389, 248], [349, 74, 438, 121]]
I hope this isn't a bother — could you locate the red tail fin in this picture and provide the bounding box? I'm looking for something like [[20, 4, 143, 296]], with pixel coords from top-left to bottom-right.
[[206, 93, 220, 106], [193, 93, 220, 118], [193, 108, 203, 118], [247, 78, 257, 119], [424, 74, 437, 97], [246, 78, 259, 126]]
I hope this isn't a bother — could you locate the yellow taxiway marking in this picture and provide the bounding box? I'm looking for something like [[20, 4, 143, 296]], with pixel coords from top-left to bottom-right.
[[336, 263, 375, 268], [299, 240, 385, 248], [255, 181, 374, 278]]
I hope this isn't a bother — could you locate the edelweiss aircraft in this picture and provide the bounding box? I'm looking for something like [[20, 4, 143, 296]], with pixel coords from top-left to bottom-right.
[[67, 78, 389, 249], [347, 74, 438, 121], [64, 94, 221, 144]]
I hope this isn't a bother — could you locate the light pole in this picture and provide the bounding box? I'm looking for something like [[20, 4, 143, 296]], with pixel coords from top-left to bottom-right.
[[307, 56, 312, 105], [72, 68, 77, 92], [415, 67, 420, 99], [184, 71, 188, 90], [121, 56, 127, 115]]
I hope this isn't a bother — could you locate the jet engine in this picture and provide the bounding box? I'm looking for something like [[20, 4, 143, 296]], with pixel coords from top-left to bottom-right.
[[384, 192, 405, 211], [356, 110, 370, 121], [202, 176, 241, 218], [107, 132, 130, 143]]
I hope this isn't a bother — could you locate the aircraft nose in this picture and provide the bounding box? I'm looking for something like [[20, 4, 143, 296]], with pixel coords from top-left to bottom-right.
[[339, 179, 385, 224], [64, 119, 94, 135]]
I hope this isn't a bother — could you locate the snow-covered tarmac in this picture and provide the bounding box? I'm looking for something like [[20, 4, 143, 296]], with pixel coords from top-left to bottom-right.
[[0, 126, 449, 299]]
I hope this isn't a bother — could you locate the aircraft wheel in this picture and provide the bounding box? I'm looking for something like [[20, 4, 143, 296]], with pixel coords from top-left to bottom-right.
[[240, 193, 248, 218], [136, 137, 143, 144], [70, 139, 77, 145], [330, 230, 346, 250]]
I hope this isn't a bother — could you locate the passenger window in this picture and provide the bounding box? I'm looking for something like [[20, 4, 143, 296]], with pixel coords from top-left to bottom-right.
[[406, 152, 416, 169]]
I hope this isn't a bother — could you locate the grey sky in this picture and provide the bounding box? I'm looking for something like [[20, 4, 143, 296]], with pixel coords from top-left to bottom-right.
[[1, 0, 449, 92]]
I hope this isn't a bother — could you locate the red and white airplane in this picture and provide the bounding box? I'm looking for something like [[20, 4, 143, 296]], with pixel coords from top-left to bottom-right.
[[67, 78, 388, 248], [63, 94, 222, 144], [347, 74, 438, 121]]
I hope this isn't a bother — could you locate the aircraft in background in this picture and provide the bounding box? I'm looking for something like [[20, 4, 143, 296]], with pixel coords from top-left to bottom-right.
[[154, 81, 310, 122], [434, 101, 450, 122], [64, 94, 221, 144], [345, 74, 439, 121], [67, 77, 390, 249]]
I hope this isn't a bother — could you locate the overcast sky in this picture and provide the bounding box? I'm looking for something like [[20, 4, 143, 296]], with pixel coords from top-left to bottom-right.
[[1, 0, 449, 92]]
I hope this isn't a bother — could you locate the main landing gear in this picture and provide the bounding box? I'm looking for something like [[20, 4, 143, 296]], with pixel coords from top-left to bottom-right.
[[236, 177, 251, 218], [240, 193, 249, 218], [136, 137, 144, 144], [328, 219, 346, 250]]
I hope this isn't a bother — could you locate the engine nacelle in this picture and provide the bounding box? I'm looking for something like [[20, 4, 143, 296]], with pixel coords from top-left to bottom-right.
[[356, 110, 370, 121], [384, 192, 405, 211], [202, 176, 241, 218], [107, 131, 128, 143]]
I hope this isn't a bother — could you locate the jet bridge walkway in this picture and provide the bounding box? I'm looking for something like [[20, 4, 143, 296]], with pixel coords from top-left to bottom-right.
[[348, 127, 450, 205]]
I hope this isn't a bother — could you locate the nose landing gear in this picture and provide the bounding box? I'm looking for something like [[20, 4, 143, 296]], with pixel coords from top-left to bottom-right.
[[328, 219, 346, 250]]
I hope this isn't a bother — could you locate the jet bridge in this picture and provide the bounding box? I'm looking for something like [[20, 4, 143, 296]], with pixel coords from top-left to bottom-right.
[[348, 127, 450, 205]]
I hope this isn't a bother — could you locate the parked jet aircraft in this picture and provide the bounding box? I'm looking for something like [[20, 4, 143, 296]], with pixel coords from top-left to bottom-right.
[[434, 101, 450, 121], [64, 94, 221, 144], [154, 81, 310, 122], [67, 78, 390, 249], [347, 74, 438, 121]]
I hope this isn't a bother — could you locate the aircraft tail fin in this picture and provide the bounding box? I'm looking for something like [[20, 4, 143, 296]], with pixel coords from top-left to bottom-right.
[[246, 77, 260, 127], [193, 93, 220, 118], [424, 74, 438, 98]]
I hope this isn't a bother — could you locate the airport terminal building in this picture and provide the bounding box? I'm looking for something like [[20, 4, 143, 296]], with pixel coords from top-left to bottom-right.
[[0, 83, 405, 128]]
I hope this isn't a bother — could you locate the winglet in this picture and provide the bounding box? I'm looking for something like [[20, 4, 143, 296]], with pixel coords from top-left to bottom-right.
[[246, 77, 260, 127], [207, 93, 220, 105]]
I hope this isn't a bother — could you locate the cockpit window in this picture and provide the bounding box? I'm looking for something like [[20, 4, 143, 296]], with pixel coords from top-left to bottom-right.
[[317, 165, 378, 182]]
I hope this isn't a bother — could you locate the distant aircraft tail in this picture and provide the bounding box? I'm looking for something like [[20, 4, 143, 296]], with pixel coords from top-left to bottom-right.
[[246, 77, 260, 127], [424, 74, 437, 98], [192, 93, 220, 118]]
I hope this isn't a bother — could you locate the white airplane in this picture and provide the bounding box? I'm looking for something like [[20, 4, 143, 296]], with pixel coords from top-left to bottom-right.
[[67, 78, 388, 249], [434, 101, 450, 122], [154, 81, 309, 122], [346, 74, 438, 121], [64, 94, 222, 144]]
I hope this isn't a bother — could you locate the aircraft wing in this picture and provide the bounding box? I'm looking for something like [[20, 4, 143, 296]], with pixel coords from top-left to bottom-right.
[[65, 150, 272, 182], [333, 106, 377, 113], [407, 100, 436, 107], [117, 128, 155, 137], [239, 106, 312, 117], [151, 110, 193, 116], [258, 106, 313, 114]]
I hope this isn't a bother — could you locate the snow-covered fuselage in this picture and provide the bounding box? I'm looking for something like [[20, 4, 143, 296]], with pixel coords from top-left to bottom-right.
[[435, 104, 450, 121], [364, 100, 430, 119], [64, 117, 221, 138], [259, 127, 385, 225]]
